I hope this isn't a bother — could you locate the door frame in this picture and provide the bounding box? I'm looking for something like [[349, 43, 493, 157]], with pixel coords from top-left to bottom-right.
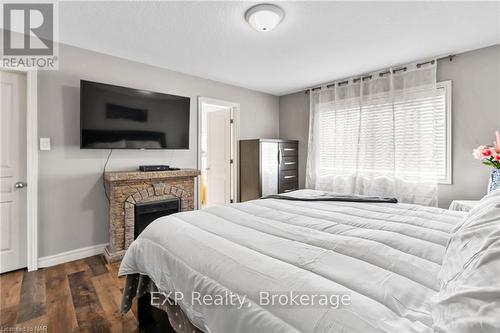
[[197, 97, 240, 209], [1, 66, 38, 271]]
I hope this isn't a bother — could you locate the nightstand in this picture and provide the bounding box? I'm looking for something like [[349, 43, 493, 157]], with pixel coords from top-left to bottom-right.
[[449, 200, 480, 212]]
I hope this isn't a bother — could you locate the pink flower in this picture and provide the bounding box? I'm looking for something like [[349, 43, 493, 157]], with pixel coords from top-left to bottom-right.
[[496, 131, 500, 152], [472, 144, 500, 161], [473, 133, 500, 166], [473, 147, 485, 160]]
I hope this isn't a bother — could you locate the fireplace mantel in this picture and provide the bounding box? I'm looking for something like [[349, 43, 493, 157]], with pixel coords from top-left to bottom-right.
[[104, 169, 200, 183], [103, 169, 200, 262]]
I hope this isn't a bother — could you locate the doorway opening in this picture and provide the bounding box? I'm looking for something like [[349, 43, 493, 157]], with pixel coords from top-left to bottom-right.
[[198, 98, 239, 209]]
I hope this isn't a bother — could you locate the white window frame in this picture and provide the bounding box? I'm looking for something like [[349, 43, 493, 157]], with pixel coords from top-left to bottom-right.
[[438, 80, 452, 185]]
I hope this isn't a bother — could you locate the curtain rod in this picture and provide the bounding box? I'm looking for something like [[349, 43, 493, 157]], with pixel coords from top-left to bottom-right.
[[305, 54, 455, 94]]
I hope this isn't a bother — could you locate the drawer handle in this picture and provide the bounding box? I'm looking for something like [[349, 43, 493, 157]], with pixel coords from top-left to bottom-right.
[[284, 175, 296, 179], [284, 148, 296, 151], [284, 162, 296, 165]]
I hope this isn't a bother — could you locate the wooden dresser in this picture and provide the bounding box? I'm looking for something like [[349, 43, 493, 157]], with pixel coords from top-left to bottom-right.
[[239, 139, 299, 202]]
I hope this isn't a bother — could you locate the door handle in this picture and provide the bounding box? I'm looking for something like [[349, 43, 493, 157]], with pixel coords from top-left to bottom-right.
[[15, 181, 27, 189]]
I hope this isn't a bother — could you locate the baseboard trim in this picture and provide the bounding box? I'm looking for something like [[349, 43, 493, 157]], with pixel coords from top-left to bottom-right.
[[38, 243, 109, 268]]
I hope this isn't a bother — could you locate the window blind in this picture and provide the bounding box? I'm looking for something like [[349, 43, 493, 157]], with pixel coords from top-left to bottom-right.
[[318, 86, 447, 182]]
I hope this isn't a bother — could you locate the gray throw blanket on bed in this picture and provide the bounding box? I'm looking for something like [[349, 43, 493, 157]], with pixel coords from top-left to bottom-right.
[[261, 192, 398, 203]]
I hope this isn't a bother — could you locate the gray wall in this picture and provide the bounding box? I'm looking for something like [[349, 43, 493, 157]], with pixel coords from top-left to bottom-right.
[[436, 45, 500, 207], [279, 44, 500, 208], [38, 44, 279, 257], [278, 91, 310, 189]]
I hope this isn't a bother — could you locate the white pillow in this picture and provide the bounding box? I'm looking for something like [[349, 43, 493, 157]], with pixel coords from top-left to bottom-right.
[[433, 189, 500, 332]]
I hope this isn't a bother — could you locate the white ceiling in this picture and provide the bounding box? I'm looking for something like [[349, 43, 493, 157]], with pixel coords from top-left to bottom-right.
[[59, 1, 500, 96]]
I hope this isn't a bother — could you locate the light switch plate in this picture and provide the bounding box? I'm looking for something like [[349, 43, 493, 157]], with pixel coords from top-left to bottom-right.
[[39, 137, 51, 151]]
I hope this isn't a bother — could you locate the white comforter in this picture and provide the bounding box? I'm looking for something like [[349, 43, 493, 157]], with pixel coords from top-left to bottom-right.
[[119, 190, 466, 333]]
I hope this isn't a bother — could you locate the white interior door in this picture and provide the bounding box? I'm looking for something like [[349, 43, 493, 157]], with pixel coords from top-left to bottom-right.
[[0, 71, 27, 273], [206, 109, 231, 206]]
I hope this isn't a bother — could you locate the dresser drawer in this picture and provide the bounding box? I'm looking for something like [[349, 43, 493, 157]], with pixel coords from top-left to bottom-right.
[[279, 169, 298, 183], [279, 180, 298, 194], [279, 142, 298, 157], [279, 169, 298, 194], [279, 155, 298, 170]]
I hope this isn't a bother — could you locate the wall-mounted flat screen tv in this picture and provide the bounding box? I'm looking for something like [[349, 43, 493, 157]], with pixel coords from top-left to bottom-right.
[[80, 80, 190, 149]]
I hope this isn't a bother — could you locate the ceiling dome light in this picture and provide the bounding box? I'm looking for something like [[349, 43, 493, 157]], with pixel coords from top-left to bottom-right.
[[245, 4, 284, 32]]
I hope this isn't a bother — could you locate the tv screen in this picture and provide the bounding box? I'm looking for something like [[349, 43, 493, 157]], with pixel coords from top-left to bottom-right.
[[80, 80, 190, 149]]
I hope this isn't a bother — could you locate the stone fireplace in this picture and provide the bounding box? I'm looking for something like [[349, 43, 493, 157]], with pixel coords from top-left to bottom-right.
[[103, 169, 200, 262]]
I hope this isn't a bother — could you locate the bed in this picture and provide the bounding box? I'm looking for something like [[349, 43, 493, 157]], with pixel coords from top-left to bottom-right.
[[118, 189, 499, 333]]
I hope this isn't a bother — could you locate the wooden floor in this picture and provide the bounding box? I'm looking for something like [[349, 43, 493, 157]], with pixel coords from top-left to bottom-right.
[[0, 255, 139, 332]]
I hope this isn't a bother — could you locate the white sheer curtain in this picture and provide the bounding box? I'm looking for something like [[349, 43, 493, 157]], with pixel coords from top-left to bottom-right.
[[306, 60, 439, 206]]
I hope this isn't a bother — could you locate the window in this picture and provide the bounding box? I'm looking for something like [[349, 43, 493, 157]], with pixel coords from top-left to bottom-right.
[[318, 80, 452, 184]]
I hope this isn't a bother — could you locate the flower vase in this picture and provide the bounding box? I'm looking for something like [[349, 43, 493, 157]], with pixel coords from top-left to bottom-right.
[[488, 168, 500, 193]]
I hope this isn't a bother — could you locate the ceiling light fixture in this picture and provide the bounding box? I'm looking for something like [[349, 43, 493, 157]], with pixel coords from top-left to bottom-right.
[[245, 4, 284, 32]]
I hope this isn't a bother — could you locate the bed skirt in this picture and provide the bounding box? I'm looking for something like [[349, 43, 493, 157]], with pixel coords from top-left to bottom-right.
[[121, 274, 204, 333]]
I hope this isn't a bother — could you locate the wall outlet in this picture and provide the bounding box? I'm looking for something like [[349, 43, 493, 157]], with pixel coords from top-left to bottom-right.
[[40, 137, 51, 151]]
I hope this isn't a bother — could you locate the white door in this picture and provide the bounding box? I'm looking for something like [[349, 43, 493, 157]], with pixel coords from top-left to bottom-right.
[[206, 109, 231, 206], [0, 71, 27, 273]]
